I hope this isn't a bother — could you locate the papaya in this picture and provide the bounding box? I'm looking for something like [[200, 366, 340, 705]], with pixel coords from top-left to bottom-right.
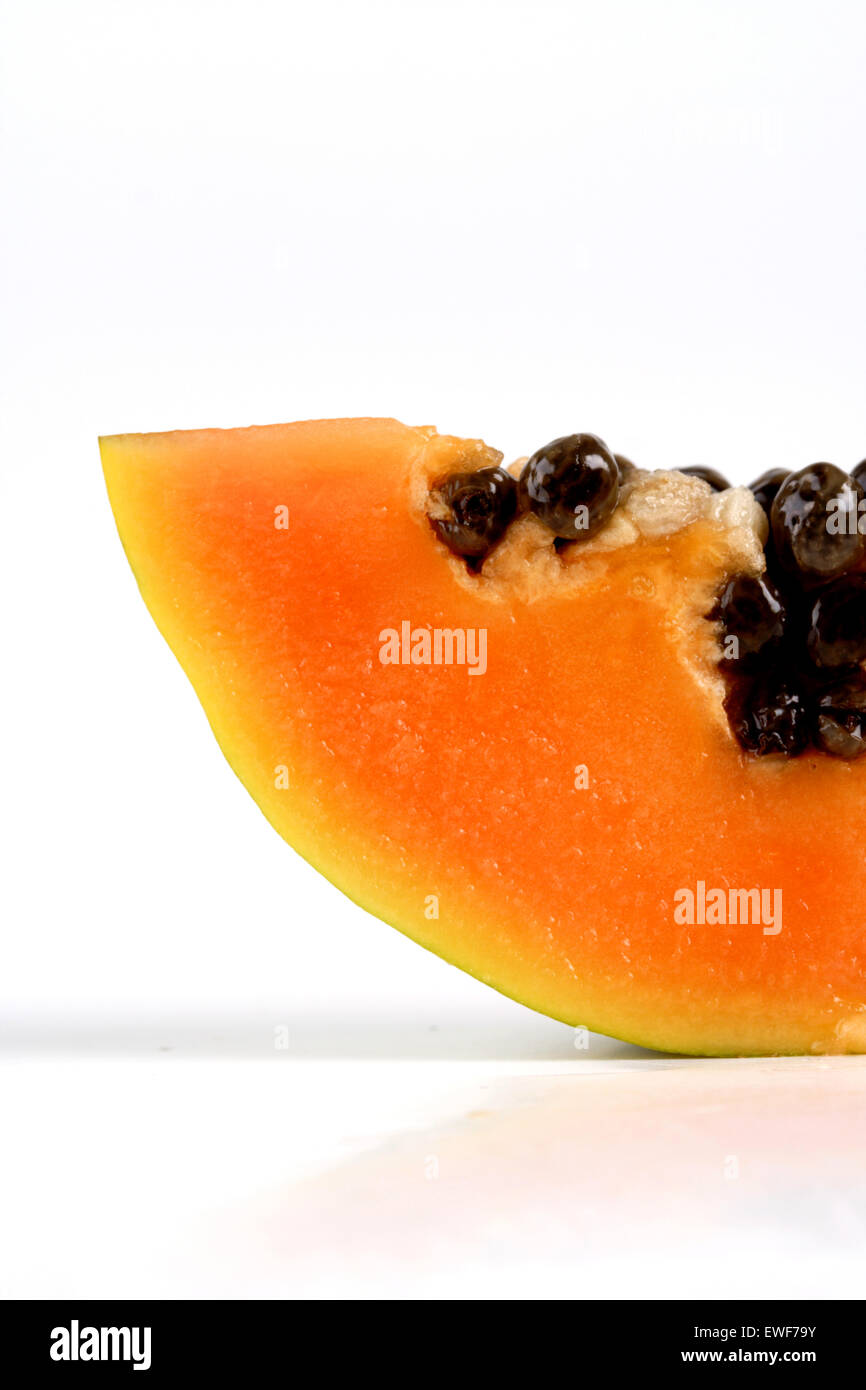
[[100, 418, 866, 1056]]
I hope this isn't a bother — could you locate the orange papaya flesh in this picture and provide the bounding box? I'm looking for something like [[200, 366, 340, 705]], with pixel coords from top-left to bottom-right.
[[100, 418, 866, 1056]]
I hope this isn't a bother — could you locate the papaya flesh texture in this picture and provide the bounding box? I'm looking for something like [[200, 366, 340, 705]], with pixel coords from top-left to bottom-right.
[[101, 418, 866, 1056]]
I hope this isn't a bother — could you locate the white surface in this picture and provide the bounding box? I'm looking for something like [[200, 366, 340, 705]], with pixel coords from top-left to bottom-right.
[[2, 1035, 865, 1299], [2, 0, 866, 1299]]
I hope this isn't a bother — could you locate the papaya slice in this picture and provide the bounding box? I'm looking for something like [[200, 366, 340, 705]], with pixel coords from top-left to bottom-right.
[[100, 418, 866, 1056]]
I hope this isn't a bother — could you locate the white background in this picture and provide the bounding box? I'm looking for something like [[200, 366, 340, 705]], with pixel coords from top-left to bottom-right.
[[2, 0, 866, 1300]]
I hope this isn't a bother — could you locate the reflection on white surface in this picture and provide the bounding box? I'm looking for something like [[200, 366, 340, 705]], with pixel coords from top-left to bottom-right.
[[1, 1011, 864, 1300], [0, 1007, 659, 1061], [228, 1054, 866, 1299]]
